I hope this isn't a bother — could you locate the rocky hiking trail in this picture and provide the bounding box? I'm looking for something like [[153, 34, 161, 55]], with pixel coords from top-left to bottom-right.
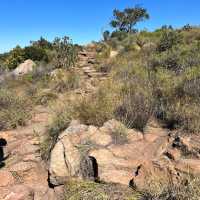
[[0, 48, 104, 200], [2, 47, 200, 199], [76, 48, 108, 94]]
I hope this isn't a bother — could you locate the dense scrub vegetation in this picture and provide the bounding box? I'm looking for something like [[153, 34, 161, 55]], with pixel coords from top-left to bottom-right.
[[87, 25, 200, 133], [0, 36, 79, 70]]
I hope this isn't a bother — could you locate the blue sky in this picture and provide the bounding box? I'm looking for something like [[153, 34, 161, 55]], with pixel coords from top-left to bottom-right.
[[0, 0, 199, 53]]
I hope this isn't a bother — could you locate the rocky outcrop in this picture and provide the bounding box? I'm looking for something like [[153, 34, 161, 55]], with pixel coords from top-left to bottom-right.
[[49, 119, 150, 187], [2, 185, 34, 200], [13, 59, 36, 76], [49, 119, 200, 190], [0, 106, 58, 200]]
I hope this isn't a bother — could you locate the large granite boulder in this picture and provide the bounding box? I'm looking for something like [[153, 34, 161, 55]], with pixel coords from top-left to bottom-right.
[[13, 59, 36, 76]]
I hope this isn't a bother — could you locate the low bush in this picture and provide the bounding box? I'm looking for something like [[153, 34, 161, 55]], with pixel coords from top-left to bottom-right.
[[52, 36, 78, 69], [141, 178, 200, 200], [52, 70, 80, 93], [74, 84, 117, 126], [23, 46, 49, 62], [153, 66, 200, 133], [157, 30, 183, 52], [0, 89, 31, 130], [111, 30, 128, 41], [110, 122, 128, 145], [64, 180, 141, 200], [96, 43, 111, 61], [41, 103, 74, 160], [4, 46, 25, 70], [182, 27, 200, 44], [116, 86, 154, 131], [35, 90, 57, 105], [113, 62, 154, 131]]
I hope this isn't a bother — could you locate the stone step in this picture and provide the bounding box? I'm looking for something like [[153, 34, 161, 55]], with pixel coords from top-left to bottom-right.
[[83, 69, 97, 74], [86, 72, 107, 78]]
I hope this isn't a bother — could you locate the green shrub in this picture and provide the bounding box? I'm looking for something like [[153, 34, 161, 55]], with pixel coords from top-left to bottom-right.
[[5, 46, 25, 70], [52, 70, 80, 93], [157, 30, 183, 52], [96, 43, 111, 60], [150, 49, 181, 71], [153, 66, 200, 133], [182, 27, 200, 44], [3, 45, 49, 70], [114, 65, 154, 131], [24, 46, 49, 62], [35, 90, 57, 105], [74, 84, 116, 126], [180, 44, 200, 69], [41, 104, 73, 160], [110, 122, 128, 145], [111, 31, 128, 41], [149, 42, 200, 72], [52, 36, 78, 69]]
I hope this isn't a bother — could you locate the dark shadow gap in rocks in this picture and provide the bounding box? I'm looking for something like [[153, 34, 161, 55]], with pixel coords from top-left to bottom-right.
[[0, 138, 7, 168], [135, 165, 142, 177], [89, 156, 99, 181], [129, 179, 136, 189], [80, 156, 99, 182], [48, 171, 56, 189], [164, 152, 174, 160]]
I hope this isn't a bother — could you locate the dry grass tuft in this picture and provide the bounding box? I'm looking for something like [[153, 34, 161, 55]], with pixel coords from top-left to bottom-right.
[[0, 89, 31, 130]]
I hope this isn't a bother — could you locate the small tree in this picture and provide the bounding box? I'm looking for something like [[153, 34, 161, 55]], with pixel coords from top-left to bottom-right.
[[182, 24, 193, 31], [52, 36, 78, 69], [110, 5, 149, 33], [103, 30, 110, 41]]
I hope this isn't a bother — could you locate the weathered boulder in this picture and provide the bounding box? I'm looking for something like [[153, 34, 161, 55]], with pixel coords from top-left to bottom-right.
[[13, 59, 36, 76], [49, 122, 88, 185]]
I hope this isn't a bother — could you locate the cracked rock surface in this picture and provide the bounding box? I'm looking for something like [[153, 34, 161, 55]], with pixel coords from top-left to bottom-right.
[[49, 119, 200, 190]]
